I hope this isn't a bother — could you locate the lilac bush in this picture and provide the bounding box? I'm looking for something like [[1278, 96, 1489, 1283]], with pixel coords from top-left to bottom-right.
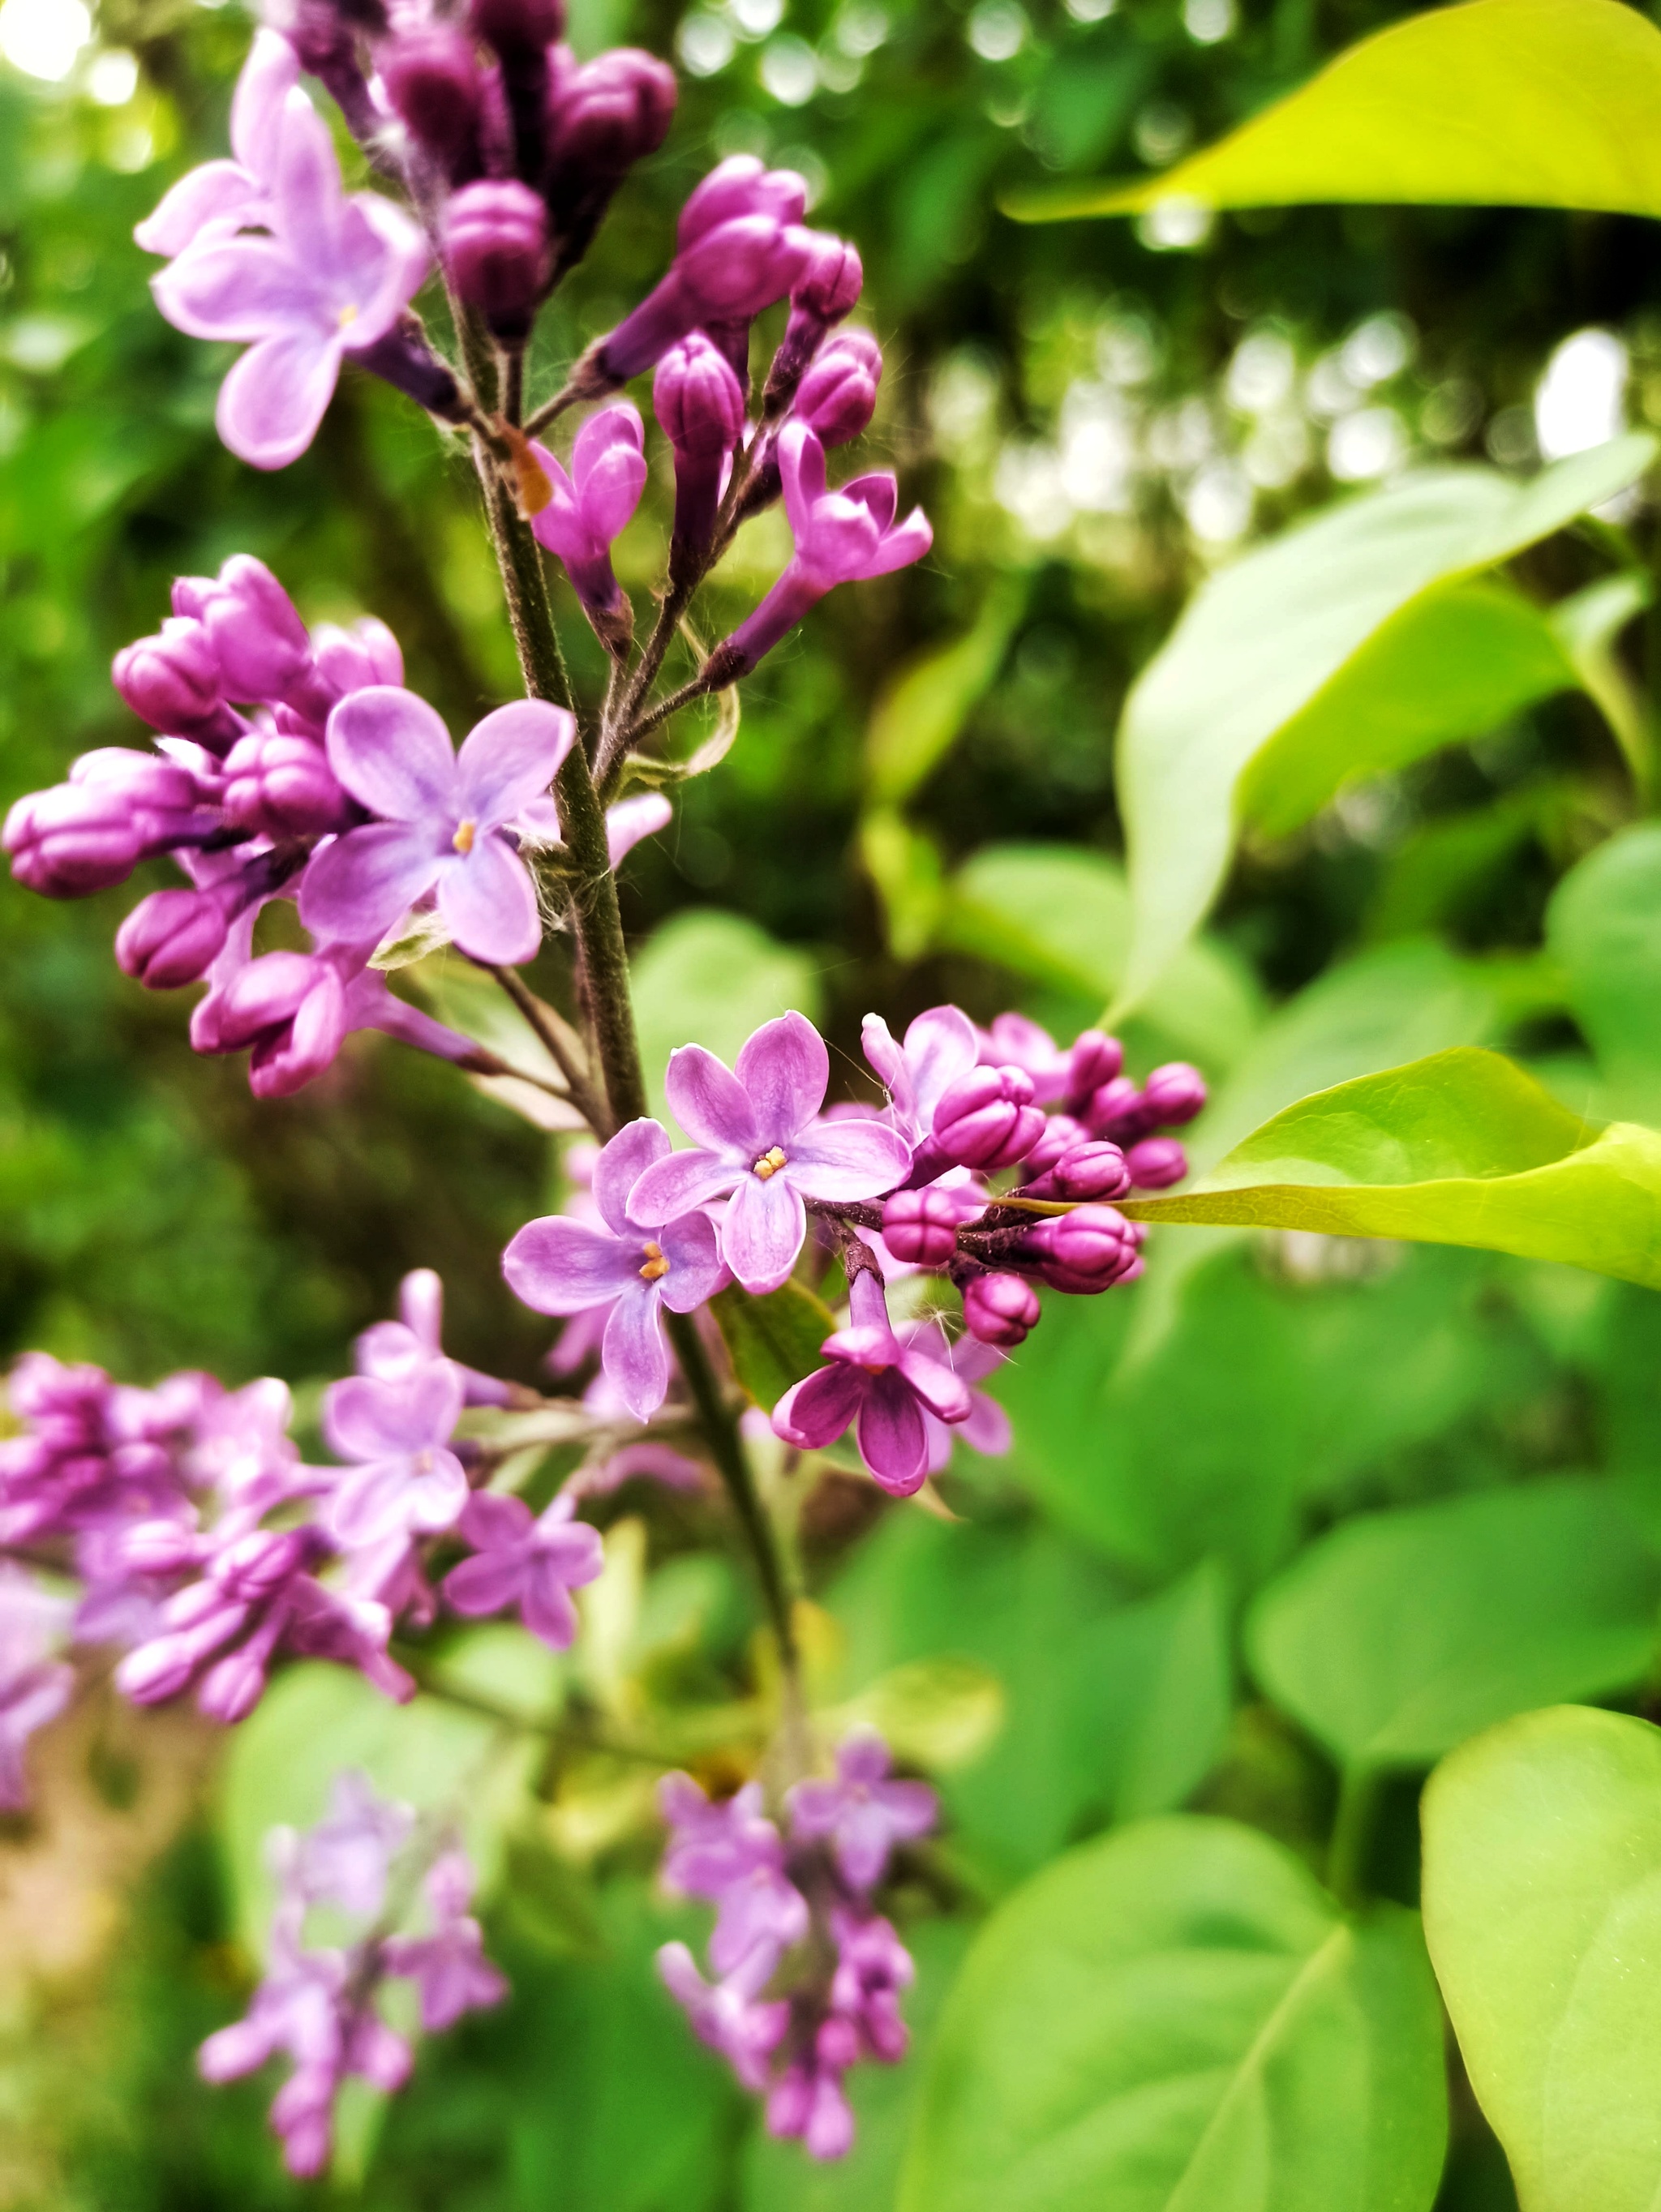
[[0, 0, 1207, 2173]]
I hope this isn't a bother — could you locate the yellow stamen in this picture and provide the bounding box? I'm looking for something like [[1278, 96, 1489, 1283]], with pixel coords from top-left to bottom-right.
[[453, 818, 476, 854], [751, 1145, 788, 1179], [337, 302, 358, 328], [639, 1240, 670, 1282]]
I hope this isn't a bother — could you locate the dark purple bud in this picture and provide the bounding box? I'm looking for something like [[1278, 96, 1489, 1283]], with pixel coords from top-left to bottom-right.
[[273, 0, 386, 145], [444, 179, 549, 341], [655, 335, 745, 576], [116, 888, 231, 990], [1017, 1204, 1140, 1295], [350, 318, 470, 426], [381, 25, 486, 179], [962, 1271, 1041, 1347], [677, 156, 807, 252], [794, 328, 882, 447], [469, 0, 562, 54], [1021, 1139, 1131, 1203], [881, 1188, 963, 1267], [1065, 1028, 1123, 1112], [1123, 1137, 1188, 1190], [543, 46, 676, 276], [764, 234, 863, 409], [111, 618, 242, 752], [1141, 1061, 1207, 1128], [931, 1064, 1046, 1172], [196, 557, 312, 705], [223, 729, 352, 839], [469, 0, 560, 179], [590, 217, 814, 387]]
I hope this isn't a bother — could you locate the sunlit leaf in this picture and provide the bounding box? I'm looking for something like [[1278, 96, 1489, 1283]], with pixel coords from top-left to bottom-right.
[[1423, 1707, 1661, 2212], [899, 1816, 1447, 2212], [1248, 1481, 1661, 1771], [710, 1278, 838, 1411], [1110, 440, 1654, 1013], [1005, 0, 1661, 222], [1547, 823, 1661, 1121]]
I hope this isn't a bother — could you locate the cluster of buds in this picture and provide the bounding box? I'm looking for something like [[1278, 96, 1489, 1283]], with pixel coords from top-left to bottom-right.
[[656, 1734, 936, 2159], [1, 559, 669, 1100], [200, 1772, 505, 2176]]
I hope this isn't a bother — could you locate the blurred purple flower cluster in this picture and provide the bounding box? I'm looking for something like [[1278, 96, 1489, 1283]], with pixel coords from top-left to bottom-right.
[[657, 1732, 935, 2158]]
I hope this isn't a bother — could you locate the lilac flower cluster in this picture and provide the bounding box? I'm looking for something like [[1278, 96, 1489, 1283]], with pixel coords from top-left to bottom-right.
[[504, 1005, 1201, 1496], [201, 1771, 505, 2175], [656, 1733, 935, 2158]]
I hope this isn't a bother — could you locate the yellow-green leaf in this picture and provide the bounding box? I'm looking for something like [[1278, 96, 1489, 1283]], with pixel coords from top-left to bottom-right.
[[710, 1278, 838, 1411]]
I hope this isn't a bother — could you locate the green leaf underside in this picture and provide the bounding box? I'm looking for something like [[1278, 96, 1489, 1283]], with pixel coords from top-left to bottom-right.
[[1112, 439, 1654, 1014], [1124, 1048, 1661, 1290], [710, 1279, 838, 1411], [1005, 0, 1661, 222], [899, 1815, 1447, 2212], [1547, 822, 1661, 1123], [1423, 1708, 1661, 2212], [1247, 1481, 1661, 1771]]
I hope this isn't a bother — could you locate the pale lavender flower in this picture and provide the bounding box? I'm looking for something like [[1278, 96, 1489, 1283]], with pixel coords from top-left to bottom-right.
[[298, 689, 573, 966], [766, 2048, 856, 2162], [383, 1849, 509, 2030], [659, 1771, 809, 1976], [502, 1117, 725, 1418], [528, 405, 647, 654], [657, 1940, 789, 2092], [787, 1732, 937, 1892], [353, 1267, 515, 1410], [861, 1004, 979, 1147], [294, 1768, 415, 1916], [321, 1361, 468, 1550], [441, 1490, 603, 1650], [771, 1273, 971, 1497], [133, 29, 297, 257], [148, 84, 431, 469], [0, 1566, 74, 1811], [827, 1905, 914, 2062], [629, 1014, 912, 1296]]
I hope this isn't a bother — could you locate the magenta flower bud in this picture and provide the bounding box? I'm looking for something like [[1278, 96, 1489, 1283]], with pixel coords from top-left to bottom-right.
[[881, 1188, 963, 1267], [223, 728, 351, 839], [592, 216, 814, 387], [1015, 1112, 1087, 1179], [1065, 1028, 1123, 1111], [765, 234, 863, 408], [470, 0, 562, 54], [444, 180, 549, 341], [655, 335, 745, 575], [1080, 1074, 1142, 1139], [380, 26, 486, 180], [193, 950, 349, 1100], [116, 889, 232, 990], [796, 328, 882, 446], [4, 782, 145, 897], [1022, 1139, 1131, 1203], [1018, 1203, 1140, 1295], [195, 557, 314, 705], [1123, 1136, 1188, 1190], [1142, 1061, 1207, 1128], [307, 616, 402, 702], [931, 1065, 1045, 1172], [678, 156, 808, 251], [962, 1271, 1041, 1347], [542, 46, 676, 274], [111, 618, 242, 752]]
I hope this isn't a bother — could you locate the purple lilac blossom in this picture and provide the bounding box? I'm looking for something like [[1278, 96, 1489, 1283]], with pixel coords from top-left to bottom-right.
[[629, 1013, 912, 1296], [353, 1267, 516, 1409], [787, 1732, 937, 1891], [299, 688, 574, 965], [0, 1567, 75, 1811], [657, 1940, 789, 2092], [502, 1117, 726, 1417], [771, 1272, 971, 1497], [382, 1849, 509, 2030], [444, 178, 549, 340], [658, 1772, 809, 1976], [292, 1768, 415, 1914], [441, 1490, 603, 1648], [894, 1318, 1011, 1474], [321, 1361, 469, 1550], [861, 1004, 978, 1148], [133, 29, 297, 256], [528, 405, 648, 653]]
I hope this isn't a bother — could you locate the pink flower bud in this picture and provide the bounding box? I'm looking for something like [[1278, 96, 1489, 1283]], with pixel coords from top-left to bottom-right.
[[794, 328, 882, 446], [111, 617, 242, 750], [1017, 1203, 1139, 1294], [881, 1187, 963, 1267], [116, 889, 231, 989], [546, 45, 676, 177], [1141, 1062, 1207, 1127], [766, 235, 864, 404], [195, 556, 313, 704], [381, 26, 486, 178], [4, 783, 145, 896], [678, 156, 807, 251], [655, 335, 745, 571], [198, 1644, 271, 1723], [444, 179, 549, 341], [1015, 1112, 1088, 1179], [223, 728, 351, 839], [1079, 1074, 1142, 1139], [1023, 1139, 1131, 1202], [307, 617, 403, 700], [931, 1064, 1046, 1172], [1123, 1137, 1188, 1190], [962, 1271, 1041, 1347], [1065, 1028, 1123, 1110]]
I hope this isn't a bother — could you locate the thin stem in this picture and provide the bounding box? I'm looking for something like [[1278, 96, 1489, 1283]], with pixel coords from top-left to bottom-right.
[[487, 964, 607, 1131], [629, 668, 719, 748], [1326, 1765, 1382, 1907], [501, 345, 525, 428], [524, 383, 582, 439]]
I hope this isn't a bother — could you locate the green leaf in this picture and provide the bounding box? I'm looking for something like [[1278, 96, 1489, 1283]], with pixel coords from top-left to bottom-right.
[[899, 1816, 1448, 2212], [710, 1278, 838, 1411], [861, 806, 950, 964], [1005, 0, 1661, 222], [1548, 823, 1661, 1121], [1423, 1706, 1661, 2212], [1247, 1481, 1661, 1772], [939, 842, 1265, 1070], [1110, 441, 1655, 1013], [865, 580, 1026, 806], [631, 910, 824, 1121], [1125, 1047, 1661, 1290]]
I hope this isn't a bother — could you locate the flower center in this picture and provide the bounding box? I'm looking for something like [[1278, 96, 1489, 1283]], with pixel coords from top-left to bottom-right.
[[453, 818, 477, 855], [751, 1146, 788, 1179], [414, 1448, 433, 1474], [639, 1240, 670, 1282], [337, 302, 358, 328]]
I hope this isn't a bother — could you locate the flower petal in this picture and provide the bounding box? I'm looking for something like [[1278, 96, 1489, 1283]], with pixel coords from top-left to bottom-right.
[[960, 1390, 1011, 1456], [778, 419, 826, 541], [627, 1147, 743, 1224], [444, 1549, 526, 1618], [152, 235, 324, 341], [326, 685, 457, 823], [324, 1364, 462, 1460], [773, 1361, 865, 1448], [856, 1372, 928, 1495], [134, 159, 264, 258], [903, 1005, 980, 1124], [735, 1010, 827, 1144], [456, 701, 576, 829], [594, 1117, 672, 1238], [664, 1043, 758, 1155], [655, 1211, 726, 1313], [784, 1117, 912, 1202], [503, 1216, 638, 1314], [215, 328, 341, 472], [721, 1174, 807, 1295], [270, 90, 346, 261], [895, 1346, 973, 1424], [436, 835, 542, 966], [606, 792, 672, 870], [337, 193, 429, 348], [299, 821, 440, 949], [457, 1490, 533, 1550], [230, 28, 300, 177], [521, 1566, 580, 1650], [602, 1284, 670, 1420], [863, 508, 933, 579], [574, 405, 647, 543]]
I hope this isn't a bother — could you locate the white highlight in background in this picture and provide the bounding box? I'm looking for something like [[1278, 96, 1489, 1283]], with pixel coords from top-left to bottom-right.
[[0, 0, 91, 80], [1534, 328, 1629, 460]]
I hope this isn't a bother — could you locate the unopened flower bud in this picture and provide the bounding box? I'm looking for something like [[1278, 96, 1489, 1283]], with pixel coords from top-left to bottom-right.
[[308, 617, 403, 700], [1141, 1062, 1207, 1128], [444, 179, 549, 341], [380, 25, 486, 180], [116, 888, 231, 990], [794, 328, 882, 446], [678, 156, 807, 251], [881, 1187, 963, 1267], [1015, 1112, 1087, 1179], [469, 0, 560, 178], [470, 0, 562, 53], [3, 783, 144, 896], [543, 46, 676, 273], [198, 1645, 270, 1724], [1123, 1136, 1188, 1190], [1079, 1074, 1142, 1140], [655, 335, 745, 572], [765, 234, 863, 408], [223, 728, 352, 839], [1022, 1139, 1131, 1202], [931, 1064, 1046, 1172], [1065, 1028, 1123, 1112], [1017, 1203, 1140, 1295], [962, 1271, 1041, 1347], [194, 556, 314, 705], [590, 213, 813, 387], [112, 617, 242, 751]]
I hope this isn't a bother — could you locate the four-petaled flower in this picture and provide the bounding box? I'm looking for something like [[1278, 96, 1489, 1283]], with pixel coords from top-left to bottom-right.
[[502, 1117, 727, 1417], [300, 688, 574, 966], [441, 1490, 604, 1650], [787, 1731, 938, 1891], [629, 1014, 912, 1295], [322, 1364, 468, 1551], [529, 405, 648, 652], [771, 1272, 972, 1496]]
